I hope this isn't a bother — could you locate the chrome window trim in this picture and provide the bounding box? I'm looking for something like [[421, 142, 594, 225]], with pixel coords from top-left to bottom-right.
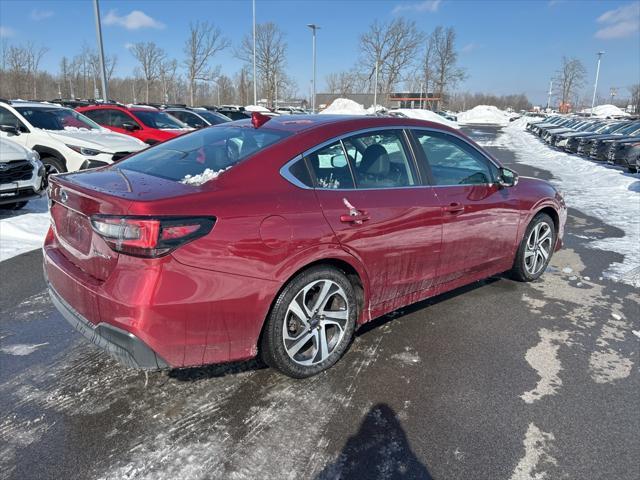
[[279, 154, 312, 189]]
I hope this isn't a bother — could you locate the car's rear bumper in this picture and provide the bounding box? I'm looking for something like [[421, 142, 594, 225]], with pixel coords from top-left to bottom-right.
[[49, 283, 169, 370]]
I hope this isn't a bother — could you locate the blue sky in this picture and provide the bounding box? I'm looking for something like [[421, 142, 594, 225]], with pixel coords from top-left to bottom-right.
[[0, 0, 638, 104]]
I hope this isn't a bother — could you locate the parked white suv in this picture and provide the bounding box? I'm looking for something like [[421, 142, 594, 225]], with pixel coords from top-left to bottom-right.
[[0, 136, 45, 209], [0, 100, 147, 175]]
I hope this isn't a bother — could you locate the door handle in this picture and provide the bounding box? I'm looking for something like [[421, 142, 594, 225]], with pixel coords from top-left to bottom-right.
[[340, 210, 370, 224], [444, 202, 465, 214]]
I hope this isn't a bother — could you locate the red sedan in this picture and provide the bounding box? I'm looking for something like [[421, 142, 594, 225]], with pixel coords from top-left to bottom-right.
[[77, 104, 191, 145], [44, 114, 566, 378]]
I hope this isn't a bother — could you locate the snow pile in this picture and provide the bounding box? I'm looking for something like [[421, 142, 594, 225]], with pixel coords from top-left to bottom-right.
[[180, 168, 227, 186], [579, 104, 629, 118], [458, 105, 510, 126], [390, 108, 459, 129], [0, 197, 50, 262], [319, 98, 367, 115], [365, 104, 386, 114], [497, 121, 640, 285]]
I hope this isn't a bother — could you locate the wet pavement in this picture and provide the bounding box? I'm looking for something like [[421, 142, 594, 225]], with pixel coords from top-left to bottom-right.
[[1, 127, 638, 480]]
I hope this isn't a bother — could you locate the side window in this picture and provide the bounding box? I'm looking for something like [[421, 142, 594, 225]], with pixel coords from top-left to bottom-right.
[[306, 141, 355, 190], [109, 110, 138, 128], [81, 109, 108, 125], [414, 131, 496, 186], [0, 107, 26, 131], [342, 130, 417, 188], [286, 157, 314, 188]]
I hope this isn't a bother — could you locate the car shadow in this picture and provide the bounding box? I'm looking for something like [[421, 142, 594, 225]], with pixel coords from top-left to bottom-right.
[[315, 403, 433, 480], [168, 357, 267, 382]]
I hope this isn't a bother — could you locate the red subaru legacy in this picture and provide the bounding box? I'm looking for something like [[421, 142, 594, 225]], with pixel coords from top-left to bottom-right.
[[44, 114, 566, 378]]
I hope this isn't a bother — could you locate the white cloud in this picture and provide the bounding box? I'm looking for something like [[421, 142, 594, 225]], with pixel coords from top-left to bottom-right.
[[0, 26, 14, 38], [30, 9, 54, 21], [595, 2, 640, 39], [392, 0, 441, 14], [103, 10, 165, 30], [461, 42, 480, 54]]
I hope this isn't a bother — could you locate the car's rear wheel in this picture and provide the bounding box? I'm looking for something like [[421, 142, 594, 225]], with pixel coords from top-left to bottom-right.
[[261, 265, 357, 378], [511, 213, 556, 282]]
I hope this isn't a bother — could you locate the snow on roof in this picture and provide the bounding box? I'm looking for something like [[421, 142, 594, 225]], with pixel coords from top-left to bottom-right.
[[390, 109, 459, 129], [319, 98, 367, 115], [579, 104, 630, 118], [244, 105, 270, 112], [457, 105, 511, 126]]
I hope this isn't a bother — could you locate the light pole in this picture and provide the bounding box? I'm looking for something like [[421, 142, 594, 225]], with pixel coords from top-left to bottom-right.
[[590, 51, 604, 116], [252, 0, 257, 106], [307, 24, 319, 113], [92, 0, 109, 101], [546, 79, 553, 111]]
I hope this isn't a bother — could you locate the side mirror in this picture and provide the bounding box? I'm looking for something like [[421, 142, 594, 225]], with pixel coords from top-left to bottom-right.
[[122, 122, 140, 132], [0, 124, 20, 136], [496, 167, 519, 188]]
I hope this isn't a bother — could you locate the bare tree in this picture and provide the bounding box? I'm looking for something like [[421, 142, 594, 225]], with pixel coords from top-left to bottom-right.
[[237, 22, 288, 107], [130, 42, 165, 103], [359, 18, 423, 104], [184, 21, 229, 106], [23, 43, 48, 98], [325, 71, 361, 96], [158, 58, 178, 103], [431, 26, 466, 108], [554, 56, 586, 110], [419, 32, 437, 107], [5, 45, 29, 97], [628, 84, 640, 114]]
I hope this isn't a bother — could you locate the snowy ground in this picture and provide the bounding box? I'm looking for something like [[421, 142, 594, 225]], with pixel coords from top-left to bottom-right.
[[0, 197, 49, 262], [475, 118, 640, 286]]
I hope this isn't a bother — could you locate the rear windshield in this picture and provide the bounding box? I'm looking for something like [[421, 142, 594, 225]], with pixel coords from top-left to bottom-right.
[[116, 125, 291, 185]]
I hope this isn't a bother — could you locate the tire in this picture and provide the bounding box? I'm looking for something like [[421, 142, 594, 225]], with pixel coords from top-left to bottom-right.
[[511, 213, 556, 282], [261, 265, 357, 378], [42, 157, 66, 177], [0, 201, 27, 210]]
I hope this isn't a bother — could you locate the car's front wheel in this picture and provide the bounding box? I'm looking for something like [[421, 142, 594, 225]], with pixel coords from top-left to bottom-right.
[[261, 265, 357, 378], [511, 213, 556, 282]]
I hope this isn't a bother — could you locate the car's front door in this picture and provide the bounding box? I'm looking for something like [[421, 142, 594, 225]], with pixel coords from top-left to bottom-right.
[[104, 109, 145, 142], [411, 129, 521, 284], [307, 129, 443, 308]]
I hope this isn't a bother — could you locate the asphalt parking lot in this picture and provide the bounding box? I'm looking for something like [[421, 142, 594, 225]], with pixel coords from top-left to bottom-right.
[[1, 127, 638, 480]]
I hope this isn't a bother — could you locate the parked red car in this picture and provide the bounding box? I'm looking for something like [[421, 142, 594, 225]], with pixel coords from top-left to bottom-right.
[[45, 114, 566, 378], [76, 104, 191, 145]]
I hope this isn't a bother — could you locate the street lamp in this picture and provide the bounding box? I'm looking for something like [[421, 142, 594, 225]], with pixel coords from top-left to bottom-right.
[[590, 51, 605, 116], [92, 0, 109, 101], [307, 24, 320, 113], [252, 0, 257, 105]]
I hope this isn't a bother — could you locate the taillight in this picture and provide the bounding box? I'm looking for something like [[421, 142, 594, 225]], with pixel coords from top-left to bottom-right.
[[91, 216, 215, 258]]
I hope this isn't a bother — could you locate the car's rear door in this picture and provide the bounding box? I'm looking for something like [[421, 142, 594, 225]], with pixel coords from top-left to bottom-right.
[[307, 128, 443, 308], [410, 129, 521, 284]]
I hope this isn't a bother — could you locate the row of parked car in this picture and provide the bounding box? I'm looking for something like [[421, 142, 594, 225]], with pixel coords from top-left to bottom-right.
[[526, 115, 640, 173], [0, 98, 307, 209]]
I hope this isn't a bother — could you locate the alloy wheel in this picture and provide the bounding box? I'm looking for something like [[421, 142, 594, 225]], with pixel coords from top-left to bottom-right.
[[524, 221, 553, 275], [282, 279, 349, 366]]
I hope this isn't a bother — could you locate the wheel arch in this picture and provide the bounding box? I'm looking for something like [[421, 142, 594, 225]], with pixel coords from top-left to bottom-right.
[[32, 145, 67, 168], [255, 253, 370, 362]]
